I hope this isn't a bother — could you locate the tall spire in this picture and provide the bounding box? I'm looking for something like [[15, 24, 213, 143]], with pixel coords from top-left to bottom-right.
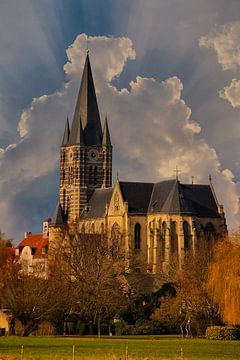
[[69, 53, 102, 146], [102, 114, 111, 146], [61, 117, 70, 146]]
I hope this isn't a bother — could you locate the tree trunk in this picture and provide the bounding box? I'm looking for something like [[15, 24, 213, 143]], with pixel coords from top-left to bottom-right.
[[22, 320, 38, 336]]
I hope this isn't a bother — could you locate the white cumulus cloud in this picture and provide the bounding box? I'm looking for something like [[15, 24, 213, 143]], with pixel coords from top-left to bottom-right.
[[219, 78, 240, 108], [199, 21, 240, 71], [0, 33, 239, 241]]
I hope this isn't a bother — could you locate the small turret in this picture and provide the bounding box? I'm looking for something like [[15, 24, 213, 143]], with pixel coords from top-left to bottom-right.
[[102, 114, 112, 146], [61, 118, 70, 146]]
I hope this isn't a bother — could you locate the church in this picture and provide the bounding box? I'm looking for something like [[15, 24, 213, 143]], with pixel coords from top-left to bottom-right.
[[45, 51, 227, 274]]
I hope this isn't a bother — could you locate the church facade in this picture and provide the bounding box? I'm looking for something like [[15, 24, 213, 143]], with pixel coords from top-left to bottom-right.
[[49, 53, 227, 273]]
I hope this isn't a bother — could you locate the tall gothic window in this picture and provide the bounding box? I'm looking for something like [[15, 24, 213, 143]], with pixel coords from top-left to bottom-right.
[[183, 221, 191, 251], [205, 223, 215, 242], [134, 223, 141, 250], [170, 221, 178, 255], [161, 221, 167, 261]]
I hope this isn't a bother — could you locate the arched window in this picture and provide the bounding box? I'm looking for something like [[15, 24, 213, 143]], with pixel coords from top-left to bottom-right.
[[205, 223, 215, 242], [101, 223, 104, 234], [170, 221, 178, 255], [161, 222, 167, 261], [89, 166, 93, 185], [111, 222, 121, 257], [94, 166, 98, 185], [114, 193, 120, 211], [183, 221, 191, 251], [134, 223, 141, 250]]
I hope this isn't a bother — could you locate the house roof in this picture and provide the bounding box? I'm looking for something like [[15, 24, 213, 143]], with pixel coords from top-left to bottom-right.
[[17, 234, 48, 259]]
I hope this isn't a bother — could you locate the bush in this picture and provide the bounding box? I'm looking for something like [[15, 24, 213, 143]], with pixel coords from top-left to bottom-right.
[[206, 326, 240, 340], [115, 319, 177, 335]]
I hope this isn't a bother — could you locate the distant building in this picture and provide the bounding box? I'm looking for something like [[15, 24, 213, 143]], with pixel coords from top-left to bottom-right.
[[15, 231, 48, 278], [47, 52, 227, 273]]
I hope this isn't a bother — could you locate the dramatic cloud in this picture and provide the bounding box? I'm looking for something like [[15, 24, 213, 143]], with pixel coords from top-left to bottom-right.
[[219, 79, 240, 108], [0, 33, 239, 241], [199, 22, 240, 71]]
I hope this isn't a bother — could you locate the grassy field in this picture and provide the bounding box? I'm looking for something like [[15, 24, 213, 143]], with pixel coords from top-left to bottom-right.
[[0, 336, 239, 360]]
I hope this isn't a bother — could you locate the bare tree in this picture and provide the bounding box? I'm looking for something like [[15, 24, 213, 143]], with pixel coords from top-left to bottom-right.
[[56, 232, 128, 336], [1, 260, 71, 336]]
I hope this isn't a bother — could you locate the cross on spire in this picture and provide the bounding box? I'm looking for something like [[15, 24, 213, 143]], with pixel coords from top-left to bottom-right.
[[173, 166, 181, 180], [86, 36, 89, 54], [191, 176, 194, 184]]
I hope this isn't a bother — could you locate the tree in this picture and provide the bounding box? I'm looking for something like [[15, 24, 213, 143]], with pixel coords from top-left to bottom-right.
[[153, 243, 220, 335], [55, 232, 128, 336], [1, 260, 71, 336], [207, 235, 240, 325]]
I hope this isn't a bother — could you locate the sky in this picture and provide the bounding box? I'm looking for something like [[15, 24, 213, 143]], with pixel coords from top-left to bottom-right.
[[1, 0, 240, 242]]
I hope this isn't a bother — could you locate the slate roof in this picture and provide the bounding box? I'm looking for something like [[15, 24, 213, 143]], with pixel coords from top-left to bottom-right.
[[148, 180, 220, 218], [81, 179, 220, 220], [119, 181, 154, 214], [82, 187, 114, 218], [69, 53, 102, 146], [50, 203, 67, 226]]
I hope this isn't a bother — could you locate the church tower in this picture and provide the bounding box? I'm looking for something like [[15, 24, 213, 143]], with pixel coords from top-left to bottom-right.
[[59, 53, 112, 221]]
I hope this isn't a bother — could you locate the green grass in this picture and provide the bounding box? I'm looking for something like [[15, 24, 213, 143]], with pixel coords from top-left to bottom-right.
[[0, 336, 239, 359]]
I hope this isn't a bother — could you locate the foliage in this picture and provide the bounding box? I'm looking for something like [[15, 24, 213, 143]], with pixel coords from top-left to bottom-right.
[[0, 260, 71, 336], [54, 232, 128, 335], [206, 326, 240, 340], [121, 282, 176, 325], [207, 236, 240, 325], [153, 244, 220, 336], [116, 319, 177, 335]]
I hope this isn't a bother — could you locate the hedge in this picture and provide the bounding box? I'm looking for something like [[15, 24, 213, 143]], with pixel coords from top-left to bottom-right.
[[206, 326, 240, 340]]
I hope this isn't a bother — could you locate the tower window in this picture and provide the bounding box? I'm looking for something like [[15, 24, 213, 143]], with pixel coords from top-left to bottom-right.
[[89, 166, 93, 185], [134, 223, 141, 250], [75, 149, 79, 160], [94, 166, 98, 185]]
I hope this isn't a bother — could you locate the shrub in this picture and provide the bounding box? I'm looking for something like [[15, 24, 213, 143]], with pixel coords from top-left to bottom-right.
[[206, 326, 240, 340]]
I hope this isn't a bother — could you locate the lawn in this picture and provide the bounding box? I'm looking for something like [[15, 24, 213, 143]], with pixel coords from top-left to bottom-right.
[[0, 336, 239, 360]]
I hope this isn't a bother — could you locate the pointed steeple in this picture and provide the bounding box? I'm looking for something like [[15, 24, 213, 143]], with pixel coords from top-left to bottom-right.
[[69, 53, 102, 146], [50, 203, 66, 227], [102, 114, 111, 146], [61, 117, 70, 146]]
